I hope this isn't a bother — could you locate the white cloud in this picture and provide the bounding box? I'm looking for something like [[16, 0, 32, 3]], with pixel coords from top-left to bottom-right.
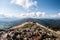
[[36, 12, 46, 18], [10, 0, 37, 9], [15, 12, 46, 18], [0, 12, 60, 18], [0, 12, 46, 18], [57, 13, 60, 17]]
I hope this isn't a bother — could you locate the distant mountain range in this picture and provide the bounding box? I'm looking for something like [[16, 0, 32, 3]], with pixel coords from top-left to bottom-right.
[[0, 18, 60, 30]]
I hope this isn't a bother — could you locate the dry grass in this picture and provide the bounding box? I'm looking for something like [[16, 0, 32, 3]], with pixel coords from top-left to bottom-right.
[[9, 22, 60, 38]]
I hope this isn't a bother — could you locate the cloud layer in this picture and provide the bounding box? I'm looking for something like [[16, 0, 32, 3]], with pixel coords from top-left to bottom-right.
[[0, 12, 60, 18], [0, 0, 60, 19], [10, 0, 37, 9]]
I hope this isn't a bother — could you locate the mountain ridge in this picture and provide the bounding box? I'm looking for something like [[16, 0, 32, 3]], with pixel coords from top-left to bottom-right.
[[9, 22, 60, 37]]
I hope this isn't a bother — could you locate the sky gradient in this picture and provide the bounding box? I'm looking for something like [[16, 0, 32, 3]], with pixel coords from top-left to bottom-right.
[[0, 0, 60, 18]]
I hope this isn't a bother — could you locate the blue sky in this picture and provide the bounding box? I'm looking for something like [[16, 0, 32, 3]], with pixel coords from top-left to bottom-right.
[[0, 0, 60, 18], [37, 0, 60, 13]]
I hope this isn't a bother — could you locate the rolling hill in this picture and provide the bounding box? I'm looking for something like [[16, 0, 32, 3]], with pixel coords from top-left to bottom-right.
[[0, 18, 60, 31]]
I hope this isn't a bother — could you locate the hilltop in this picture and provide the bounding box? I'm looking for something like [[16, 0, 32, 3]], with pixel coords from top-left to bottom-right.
[[0, 22, 60, 40], [0, 18, 60, 31], [9, 22, 60, 36]]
